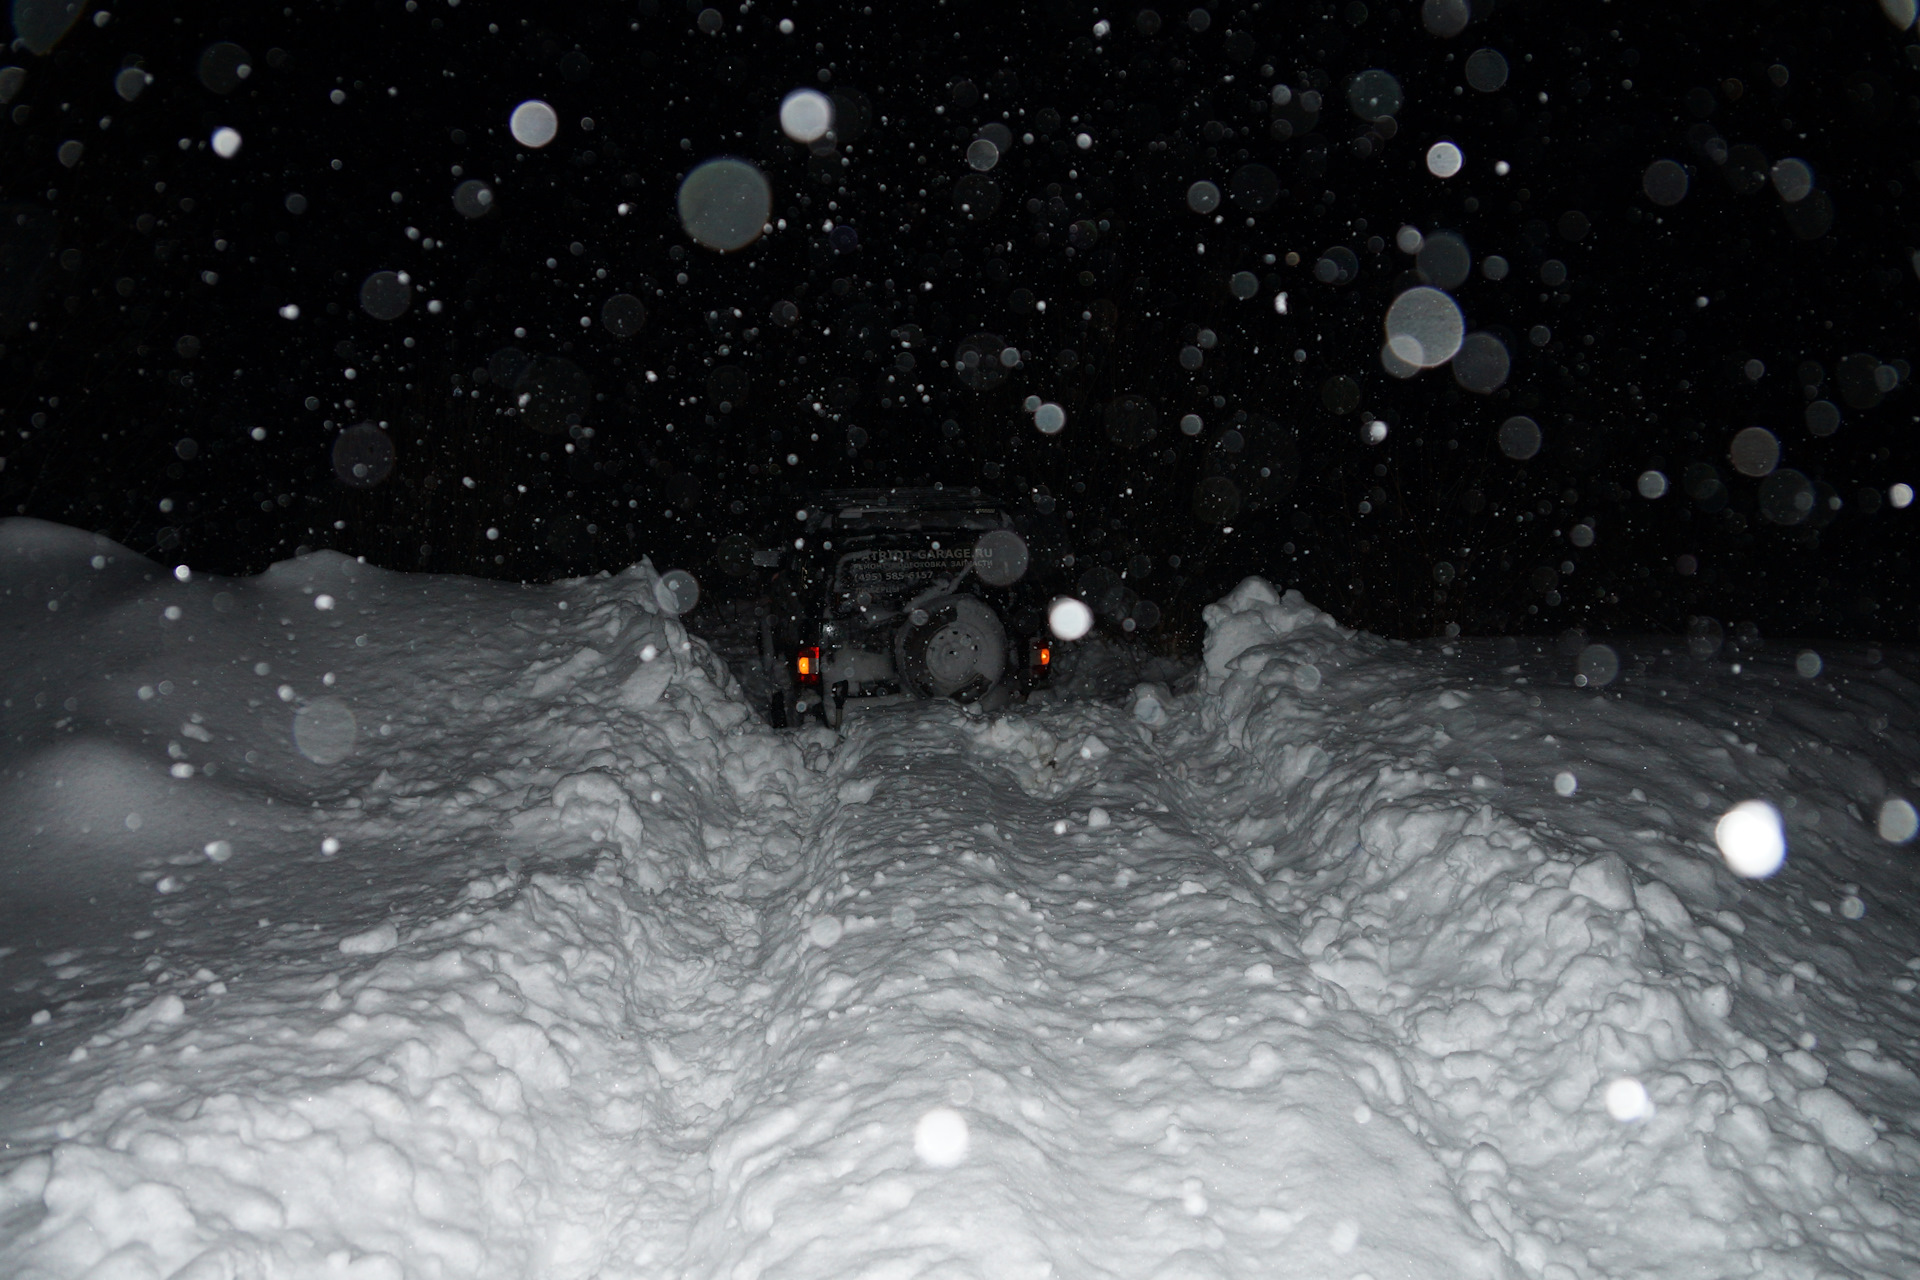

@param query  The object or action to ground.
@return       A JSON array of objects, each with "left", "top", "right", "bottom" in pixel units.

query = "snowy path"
[
  {"left": 676, "top": 707, "right": 1501, "bottom": 1279},
  {"left": 4, "top": 521, "right": 1920, "bottom": 1279}
]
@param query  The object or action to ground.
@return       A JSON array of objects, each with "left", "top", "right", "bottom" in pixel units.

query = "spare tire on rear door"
[{"left": 894, "top": 594, "right": 1007, "bottom": 702}]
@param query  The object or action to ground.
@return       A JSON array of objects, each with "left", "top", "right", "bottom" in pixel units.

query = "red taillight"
[{"left": 796, "top": 646, "right": 821, "bottom": 683}]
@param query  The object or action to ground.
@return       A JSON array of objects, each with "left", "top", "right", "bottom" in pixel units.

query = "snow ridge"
[
  {"left": 1189, "top": 576, "right": 1920, "bottom": 1280},
  {"left": 1, "top": 548, "right": 818, "bottom": 1278}
]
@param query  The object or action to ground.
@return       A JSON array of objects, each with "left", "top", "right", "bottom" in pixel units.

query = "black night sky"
[{"left": 3, "top": 0, "right": 1916, "bottom": 649}]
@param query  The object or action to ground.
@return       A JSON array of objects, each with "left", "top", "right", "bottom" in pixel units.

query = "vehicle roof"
[{"left": 806, "top": 487, "right": 1010, "bottom": 531}]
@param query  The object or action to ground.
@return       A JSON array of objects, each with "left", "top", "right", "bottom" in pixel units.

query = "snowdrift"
[
  {"left": 0, "top": 520, "right": 815, "bottom": 1277},
  {"left": 1, "top": 525, "right": 1916, "bottom": 1280},
  {"left": 1190, "top": 577, "right": 1920, "bottom": 1279}
]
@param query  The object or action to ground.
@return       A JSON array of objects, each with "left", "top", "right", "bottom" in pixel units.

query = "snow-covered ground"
[{"left": 3, "top": 517, "right": 1919, "bottom": 1280}]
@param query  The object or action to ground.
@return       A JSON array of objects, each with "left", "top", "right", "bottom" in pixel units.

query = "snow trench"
[{"left": 1, "top": 527, "right": 1917, "bottom": 1280}]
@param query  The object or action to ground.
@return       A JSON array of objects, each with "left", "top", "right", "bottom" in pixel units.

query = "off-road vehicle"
[{"left": 760, "top": 488, "right": 1056, "bottom": 728}]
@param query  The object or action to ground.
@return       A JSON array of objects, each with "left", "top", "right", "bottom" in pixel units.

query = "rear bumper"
[
  {"left": 837, "top": 692, "right": 916, "bottom": 717},
  {"left": 823, "top": 644, "right": 897, "bottom": 690}
]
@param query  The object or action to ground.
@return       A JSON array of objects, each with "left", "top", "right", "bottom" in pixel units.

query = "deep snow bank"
[
  {"left": 0, "top": 520, "right": 813, "bottom": 1277},
  {"left": 4, "top": 529, "right": 1919, "bottom": 1280},
  {"left": 1186, "top": 576, "right": 1920, "bottom": 1280}
]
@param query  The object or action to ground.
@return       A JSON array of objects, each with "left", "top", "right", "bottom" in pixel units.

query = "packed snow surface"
[{"left": 3, "top": 518, "right": 1920, "bottom": 1279}]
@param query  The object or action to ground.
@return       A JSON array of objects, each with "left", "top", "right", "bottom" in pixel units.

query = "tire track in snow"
[{"left": 676, "top": 701, "right": 1505, "bottom": 1280}]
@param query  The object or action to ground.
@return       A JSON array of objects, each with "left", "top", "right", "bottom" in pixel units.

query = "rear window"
[{"left": 833, "top": 545, "right": 974, "bottom": 603}]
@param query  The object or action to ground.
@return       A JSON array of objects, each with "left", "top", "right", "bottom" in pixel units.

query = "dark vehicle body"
[{"left": 763, "top": 488, "right": 1056, "bottom": 727}]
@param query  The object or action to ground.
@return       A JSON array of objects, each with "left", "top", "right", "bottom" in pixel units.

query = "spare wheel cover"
[{"left": 895, "top": 595, "right": 1007, "bottom": 699}]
